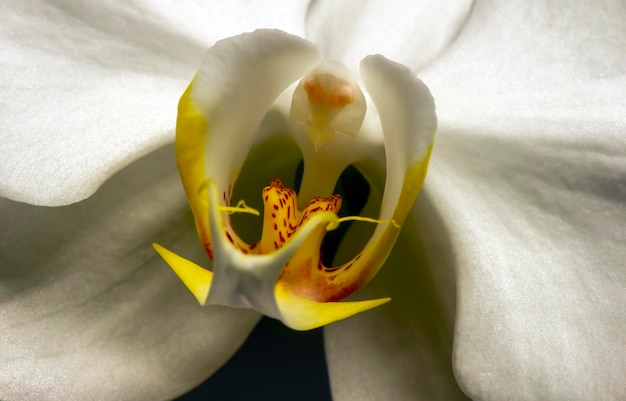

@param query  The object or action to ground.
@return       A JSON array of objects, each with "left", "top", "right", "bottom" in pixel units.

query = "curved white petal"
[
  {"left": 427, "top": 128, "right": 626, "bottom": 400},
  {"left": 1, "top": 1, "right": 311, "bottom": 207},
  {"left": 317, "top": 54, "right": 435, "bottom": 288},
  {"left": 418, "top": 1, "right": 626, "bottom": 399},
  {"left": 0, "top": 1, "right": 203, "bottom": 206},
  {"left": 361, "top": 55, "right": 436, "bottom": 222},
  {"left": 176, "top": 31, "right": 320, "bottom": 239},
  {"left": 423, "top": 0, "right": 626, "bottom": 133},
  {"left": 0, "top": 146, "right": 259, "bottom": 400},
  {"left": 306, "top": 0, "right": 473, "bottom": 71}
]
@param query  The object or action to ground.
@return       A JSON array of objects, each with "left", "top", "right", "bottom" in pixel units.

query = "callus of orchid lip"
[{"left": 153, "top": 29, "right": 437, "bottom": 330}]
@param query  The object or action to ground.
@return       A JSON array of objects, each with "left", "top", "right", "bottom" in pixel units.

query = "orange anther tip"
[
  {"left": 303, "top": 75, "right": 325, "bottom": 102},
  {"left": 328, "top": 86, "right": 354, "bottom": 109}
]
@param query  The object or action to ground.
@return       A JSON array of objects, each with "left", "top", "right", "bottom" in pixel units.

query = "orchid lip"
[{"left": 154, "top": 178, "right": 392, "bottom": 330}]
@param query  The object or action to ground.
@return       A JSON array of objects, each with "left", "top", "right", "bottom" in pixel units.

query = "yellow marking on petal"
[
  {"left": 392, "top": 144, "right": 434, "bottom": 221},
  {"left": 275, "top": 285, "right": 390, "bottom": 331},
  {"left": 154, "top": 172, "right": 417, "bottom": 329},
  {"left": 176, "top": 77, "right": 213, "bottom": 257},
  {"left": 152, "top": 243, "right": 213, "bottom": 305},
  {"left": 156, "top": 144, "right": 432, "bottom": 328},
  {"left": 312, "top": 144, "right": 435, "bottom": 299}
]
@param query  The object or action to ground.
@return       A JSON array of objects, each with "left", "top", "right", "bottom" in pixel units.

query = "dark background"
[{"left": 175, "top": 317, "right": 332, "bottom": 401}]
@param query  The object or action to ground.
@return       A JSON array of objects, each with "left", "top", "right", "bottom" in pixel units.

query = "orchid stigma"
[{"left": 153, "top": 29, "right": 436, "bottom": 330}]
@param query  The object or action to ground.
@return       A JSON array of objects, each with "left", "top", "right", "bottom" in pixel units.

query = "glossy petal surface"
[{"left": 0, "top": 146, "right": 259, "bottom": 400}]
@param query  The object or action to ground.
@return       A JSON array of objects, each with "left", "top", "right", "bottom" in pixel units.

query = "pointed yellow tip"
[
  {"left": 152, "top": 243, "right": 213, "bottom": 305},
  {"left": 275, "top": 286, "right": 390, "bottom": 330}
]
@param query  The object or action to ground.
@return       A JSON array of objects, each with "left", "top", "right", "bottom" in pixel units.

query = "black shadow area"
[{"left": 175, "top": 317, "right": 332, "bottom": 401}]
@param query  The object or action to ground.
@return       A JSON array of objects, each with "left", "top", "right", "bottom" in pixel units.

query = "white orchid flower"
[
  {"left": 150, "top": 26, "right": 438, "bottom": 332},
  {"left": 1, "top": 1, "right": 624, "bottom": 401}
]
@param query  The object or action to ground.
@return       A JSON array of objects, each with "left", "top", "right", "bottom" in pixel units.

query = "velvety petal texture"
[
  {"left": 141, "top": 0, "right": 309, "bottom": 44},
  {"left": 4, "top": 0, "right": 624, "bottom": 400},
  {"left": 306, "top": 0, "right": 473, "bottom": 71},
  {"left": 418, "top": 1, "right": 626, "bottom": 399},
  {"left": 0, "top": 0, "right": 309, "bottom": 206},
  {"left": 0, "top": 146, "right": 259, "bottom": 401},
  {"left": 426, "top": 131, "right": 626, "bottom": 401}
]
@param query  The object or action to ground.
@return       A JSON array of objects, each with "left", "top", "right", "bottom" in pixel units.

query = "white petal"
[
  {"left": 423, "top": 0, "right": 626, "bottom": 134},
  {"left": 424, "top": 127, "right": 626, "bottom": 400},
  {"left": 145, "top": 0, "right": 310, "bottom": 44},
  {"left": 0, "top": 146, "right": 259, "bottom": 401},
  {"left": 0, "top": 1, "right": 204, "bottom": 206},
  {"left": 418, "top": 2, "right": 626, "bottom": 398},
  {"left": 324, "top": 196, "right": 466, "bottom": 400},
  {"left": 0, "top": 0, "right": 311, "bottom": 207},
  {"left": 360, "top": 55, "right": 436, "bottom": 222},
  {"left": 305, "top": 0, "right": 473, "bottom": 71}
]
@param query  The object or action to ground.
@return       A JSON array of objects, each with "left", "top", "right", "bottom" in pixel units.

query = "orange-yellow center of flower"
[
  {"left": 258, "top": 178, "right": 341, "bottom": 254},
  {"left": 213, "top": 178, "right": 395, "bottom": 303}
]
